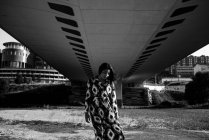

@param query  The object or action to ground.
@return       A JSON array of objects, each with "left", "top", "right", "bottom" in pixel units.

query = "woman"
[{"left": 84, "top": 63, "right": 124, "bottom": 140}]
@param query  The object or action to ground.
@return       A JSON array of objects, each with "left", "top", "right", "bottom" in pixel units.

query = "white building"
[
  {"left": 175, "top": 65, "right": 194, "bottom": 77},
  {"left": 161, "top": 77, "right": 192, "bottom": 84},
  {"left": 194, "top": 64, "right": 209, "bottom": 75},
  {"left": 165, "top": 82, "right": 187, "bottom": 93}
]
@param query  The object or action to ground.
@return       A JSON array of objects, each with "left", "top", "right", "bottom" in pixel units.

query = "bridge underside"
[{"left": 0, "top": 0, "right": 209, "bottom": 83}]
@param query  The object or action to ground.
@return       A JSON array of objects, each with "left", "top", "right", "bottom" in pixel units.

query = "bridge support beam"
[{"left": 115, "top": 77, "right": 123, "bottom": 108}]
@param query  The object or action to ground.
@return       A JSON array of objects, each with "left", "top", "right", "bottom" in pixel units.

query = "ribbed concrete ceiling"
[
  {"left": 79, "top": 0, "right": 174, "bottom": 76},
  {"left": 0, "top": 0, "right": 209, "bottom": 83}
]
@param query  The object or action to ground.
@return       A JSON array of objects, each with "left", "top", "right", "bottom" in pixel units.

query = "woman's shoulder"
[{"left": 87, "top": 75, "right": 99, "bottom": 83}]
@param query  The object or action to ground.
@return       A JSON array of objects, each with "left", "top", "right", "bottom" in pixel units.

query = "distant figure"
[{"left": 84, "top": 63, "right": 124, "bottom": 140}]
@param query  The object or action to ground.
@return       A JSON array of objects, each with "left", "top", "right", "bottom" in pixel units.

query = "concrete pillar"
[
  {"left": 19, "top": 62, "right": 22, "bottom": 68},
  {"left": 115, "top": 77, "right": 123, "bottom": 108}
]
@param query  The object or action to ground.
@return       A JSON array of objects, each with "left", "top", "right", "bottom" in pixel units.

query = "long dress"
[{"left": 85, "top": 76, "right": 124, "bottom": 140}]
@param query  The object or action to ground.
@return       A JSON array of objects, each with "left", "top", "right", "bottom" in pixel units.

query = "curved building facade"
[
  {"left": 0, "top": 42, "right": 69, "bottom": 84},
  {"left": 0, "top": 68, "right": 68, "bottom": 83},
  {"left": 2, "top": 42, "right": 30, "bottom": 68}
]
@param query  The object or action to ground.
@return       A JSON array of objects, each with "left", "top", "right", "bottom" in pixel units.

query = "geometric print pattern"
[{"left": 85, "top": 76, "right": 125, "bottom": 140}]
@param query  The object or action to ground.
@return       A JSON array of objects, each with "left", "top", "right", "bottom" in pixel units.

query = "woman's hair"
[{"left": 98, "top": 63, "right": 116, "bottom": 83}]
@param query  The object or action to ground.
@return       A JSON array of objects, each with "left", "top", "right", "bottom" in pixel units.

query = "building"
[
  {"left": 0, "top": 42, "right": 69, "bottom": 83},
  {"left": 194, "top": 64, "right": 209, "bottom": 75},
  {"left": 161, "top": 77, "right": 192, "bottom": 84},
  {"left": 0, "top": 49, "right": 2, "bottom": 67},
  {"left": 166, "top": 55, "right": 209, "bottom": 77},
  {"left": 1, "top": 42, "right": 30, "bottom": 68},
  {"left": 0, "top": 68, "right": 68, "bottom": 83},
  {"left": 175, "top": 65, "right": 194, "bottom": 77},
  {"left": 27, "top": 52, "right": 54, "bottom": 69}
]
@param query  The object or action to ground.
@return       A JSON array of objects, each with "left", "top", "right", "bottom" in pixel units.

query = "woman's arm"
[
  {"left": 84, "top": 79, "right": 92, "bottom": 123},
  {"left": 111, "top": 82, "right": 119, "bottom": 120}
]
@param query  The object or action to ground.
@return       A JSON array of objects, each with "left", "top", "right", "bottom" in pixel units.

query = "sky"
[
  {"left": 0, "top": 28, "right": 19, "bottom": 50},
  {"left": 0, "top": 28, "right": 209, "bottom": 56}
]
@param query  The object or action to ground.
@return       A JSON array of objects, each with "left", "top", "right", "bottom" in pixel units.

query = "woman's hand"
[{"left": 85, "top": 112, "right": 91, "bottom": 123}]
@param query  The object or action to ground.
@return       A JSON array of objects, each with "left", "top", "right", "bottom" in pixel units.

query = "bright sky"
[
  {"left": 190, "top": 44, "right": 209, "bottom": 56},
  {"left": 0, "top": 28, "right": 209, "bottom": 56},
  {"left": 0, "top": 28, "right": 19, "bottom": 50}
]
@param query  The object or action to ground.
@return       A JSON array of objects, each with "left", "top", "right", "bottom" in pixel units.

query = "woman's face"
[{"left": 100, "top": 69, "right": 110, "bottom": 80}]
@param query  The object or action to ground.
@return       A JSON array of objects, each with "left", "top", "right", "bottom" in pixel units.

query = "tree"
[
  {"left": 15, "top": 73, "right": 23, "bottom": 84},
  {"left": 24, "top": 77, "right": 32, "bottom": 84},
  {"left": 185, "top": 72, "right": 209, "bottom": 104},
  {"left": 0, "top": 79, "right": 9, "bottom": 94},
  {"left": 32, "top": 75, "right": 36, "bottom": 83},
  {"left": 0, "top": 79, "right": 9, "bottom": 105},
  {"left": 37, "top": 74, "right": 41, "bottom": 83}
]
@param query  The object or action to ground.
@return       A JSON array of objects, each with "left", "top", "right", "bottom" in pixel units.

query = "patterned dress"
[{"left": 85, "top": 76, "right": 124, "bottom": 140}]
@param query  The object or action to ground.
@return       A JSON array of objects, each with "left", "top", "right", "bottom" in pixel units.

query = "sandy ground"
[{"left": 0, "top": 108, "right": 209, "bottom": 140}]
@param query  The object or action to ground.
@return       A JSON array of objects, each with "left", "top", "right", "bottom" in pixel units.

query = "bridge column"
[{"left": 115, "top": 77, "right": 123, "bottom": 108}]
